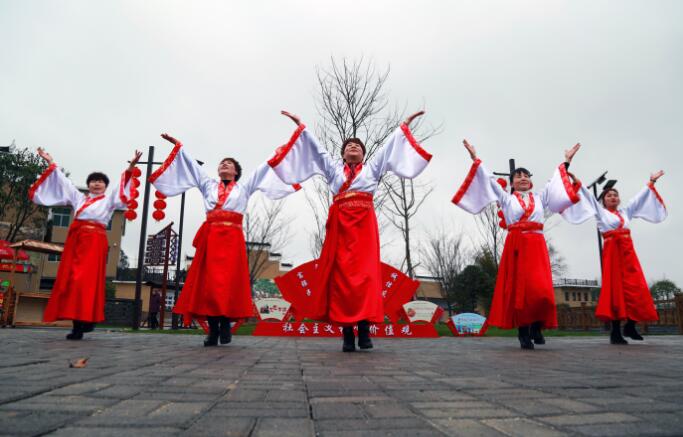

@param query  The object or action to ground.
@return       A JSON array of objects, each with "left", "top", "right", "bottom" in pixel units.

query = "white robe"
[
  {"left": 561, "top": 184, "right": 667, "bottom": 232},
  {"left": 453, "top": 159, "right": 581, "bottom": 228},
  {"left": 268, "top": 123, "right": 432, "bottom": 194},
  {"left": 30, "top": 163, "right": 132, "bottom": 226},
  {"left": 149, "top": 143, "right": 299, "bottom": 213}
]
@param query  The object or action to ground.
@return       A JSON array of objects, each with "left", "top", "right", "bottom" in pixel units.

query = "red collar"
[
  {"left": 514, "top": 191, "right": 535, "bottom": 222},
  {"left": 339, "top": 163, "right": 362, "bottom": 194},
  {"left": 215, "top": 181, "right": 236, "bottom": 210},
  {"left": 75, "top": 194, "right": 106, "bottom": 218}
]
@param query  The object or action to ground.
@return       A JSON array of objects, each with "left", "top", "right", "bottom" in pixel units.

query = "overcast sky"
[{"left": 2, "top": 0, "right": 681, "bottom": 286}]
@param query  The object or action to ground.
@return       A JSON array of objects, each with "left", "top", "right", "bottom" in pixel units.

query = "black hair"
[
  {"left": 220, "top": 158, "right": 242, "bottom": 181},
  {"left": 86, "top": 172, "right": 109, "bottom": 187},
  {"left": 600, "top": 187, "right": 619, "bottom": 205},
  {"left": 512, "top": 167, "right": 532, "bottom": 177},
  {"left": 341, "top": 138, "right": 366, "bottom": 160}
]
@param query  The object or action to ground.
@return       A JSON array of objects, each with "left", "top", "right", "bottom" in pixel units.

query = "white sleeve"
[
  {"left": 268, "top": 125, "right": 336, "bottom": 185},
  {"left": 367, "top": 124, "right": 432, "bottom": 180},
  {"left": 624, "top": 183, "right": 667, "bottom": 223},
  {"left": 561, "top": 185, "right": 601, "bottom": 225},
  {"left": 107, "top": 169, "right": 134, "bottom": 210},
  {"left": 29, "top": 163, "right": 84, "bottom": 208},
  {"left": 540, "top": 163, "right": 581, "bottom": 214},
  {"left": 149, "top": 142, "right": 213, "bottom": 198},
  {"left": 241, "top": 162, "right": 302, "bottom": 200},
  {"left": 451, "top": 159, "right": 508, "bottom": 214}
]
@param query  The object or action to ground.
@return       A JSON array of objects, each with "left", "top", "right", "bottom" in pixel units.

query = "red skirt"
[
  {"left": 596, "top": 229, "right": 657, "bottom": 322},
  {"left": 308, "top": 191, "right": 383, "bottom": 325},
  {"left": 44, "top": 220, "right": 108, "bottom": 323},
  {"left": 173, "top": 210, "right": 253, "bottom": 325},
  {"left": 488, "top": 222, "right": 557, "bottom": 329}
]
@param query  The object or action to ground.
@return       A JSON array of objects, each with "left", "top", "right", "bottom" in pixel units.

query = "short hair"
[
  {"left": 341, "top": 138, "right": 366, "bottom": 160},
  {"left": 220, "top": 157, "right": 242, "bottom": 181},
  {"left": 512, "top": 167, "right": 532, "bottom": 178},
  {"left": 86, "top": 172, "right": 109, "bottom": 187}
]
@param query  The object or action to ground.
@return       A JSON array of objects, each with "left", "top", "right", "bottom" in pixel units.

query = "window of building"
[
  {"left": 48, "top": 253, "right": 61, "bottom": 262},
  {"left": 564, "top": 292, "right": 570, "bottom": 302},
  {"left": 584, "top": 292, "right": 589, "bottom": 301},
  {"left": 52, "top": 207, "right": 72, "bottom": 227},
  {"left": 572, "top": 292, "right": 577, "bottom": 301}
]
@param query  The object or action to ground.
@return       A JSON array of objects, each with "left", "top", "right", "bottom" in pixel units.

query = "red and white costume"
[
  {"left": 562, "top": 183, "right": 667, "bottom": 322},
  {"left": 29, "top": 164, "right": 132, "bottom": 323},
  {"left": 268, "top": 124, "right": 432, "bottom": 325},
  {"left": 452, "top": 160, "right": 581, "bottom": 329},
  {"left": 149, "top": 142, "right": 298, "bottom": 324}
]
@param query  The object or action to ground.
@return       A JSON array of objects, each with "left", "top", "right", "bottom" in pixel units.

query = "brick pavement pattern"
[{"left": 1, "top": 329, "right": 682, "bottom": 436}]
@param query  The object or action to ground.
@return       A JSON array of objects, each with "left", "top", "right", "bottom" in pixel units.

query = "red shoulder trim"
[
  {"left": 558, "top": 163, "right": 580, "bottom": 204},
  {"left": 648, "top": 182, "right": 666, "bottom": 209},
  {"left": 400, "top": 123, "right": 432, "bottom": 162},
  {"left": 28, "top": 163, "right": 57, "bottom": 201},
  {"left": 451, "top": 159, "right": 482, "bottom": 205},
  {"left": 268, "top": 124, "right": 306, "bottom": 168},
  {"left": 149, "top": 142, "right": 182, "bottom": 183},
  {"left": 293, "top": 183, "right": 302, "bottom": 191}
]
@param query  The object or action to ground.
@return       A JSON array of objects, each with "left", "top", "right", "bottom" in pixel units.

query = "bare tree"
[
  {"left": 420, "top": 227, "right": 468, "bottom": 316},
  {"left": 244, "top": 197, "right": 291, "bottom": 289},
  {"left": 473, "top": 204, "right": 506, "bottom": 267}
]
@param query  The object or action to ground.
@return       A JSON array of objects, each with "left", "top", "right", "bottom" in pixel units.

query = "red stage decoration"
[
  {"left": 152, "top": 190, "right": 167, "bottom": 221},
  {"left": 125, "top": 167, "right": 141, "bottom": 221},
  {"left": 256, "top": 260, "right": 439, "bottom": 338}
]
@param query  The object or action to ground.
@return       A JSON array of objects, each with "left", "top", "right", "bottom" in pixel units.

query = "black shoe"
[
  {"left": 610, "top": 320, "right": 628, "bottom": 345},
  {"left": 623, "top": 320, "right": 643, "bottom": 341},
  {"left": 357, "top": 320, "right": 373, "bottom": 350},
  {"left": 66, "top": 331, "right": 83, "bottom": 340},
  {"left": 530, "top": 321, "right": 545, "bottom": 345},
  {"left": 204, "top": 316, "right": 220, "bottom": 347},
  {"left": 342, "top": 327, "right": 356, "bottom": 352},
  {"left": 219, "top": 317, "right": 232, "bottom": 344},
  {"left": 80, "top": 322, "right": 95, "bottom": 333},
  {"left": 518, "top": 326, "right": 534, "bottom": 350}
]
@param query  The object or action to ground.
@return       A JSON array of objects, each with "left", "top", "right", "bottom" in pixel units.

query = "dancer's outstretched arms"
[
  {"left": 29, "top": 147, "right": 83, "bottom": 207},
  {"left": 149, "top": 133, "right": 213, "bottom": 197}
]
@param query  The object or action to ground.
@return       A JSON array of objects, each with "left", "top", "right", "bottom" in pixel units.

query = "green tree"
[
  {"left": 0, "top": 145, "right": 49, "bottom": 242},
  {"left": 452, "top": 264, "right": 490, "bottom": 313},
  {"left": 650, "top": 279, "right": 681, "bottom": 301},
  {"left": 473, "top": 248, "right": 498, "bottom": 314}
]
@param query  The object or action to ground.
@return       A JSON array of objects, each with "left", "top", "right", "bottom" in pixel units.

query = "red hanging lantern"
[
  {"left": 127, "top": 199, "right": 138, "bottom": 210},
  {"left": 152, "top": 210, "right": 165, "bottom": 221},
  {"left": 124, "top": 209, "right": 137, "bottom": 221},
  {"left": 125, "top": 166, "right": 142, "bottom": 221},
  {"left": 130, "top": 187, "right": 139, "bottom": 200},
  {"left": 155, "top": 191, "right": 167, "bottom": 200},
  {"left": 132, "top": 178, "right": 141, "bottom": 188},
  {"left": 132, "top": 167, "right": 142, "bottom": 177},
  {"left": 153, "top": 199, "right": 167, "bottom": 210}
]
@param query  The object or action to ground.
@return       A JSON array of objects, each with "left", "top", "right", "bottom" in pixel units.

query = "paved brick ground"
[{"left": 1, "top": 329, "right": 682, "bottom": 436}]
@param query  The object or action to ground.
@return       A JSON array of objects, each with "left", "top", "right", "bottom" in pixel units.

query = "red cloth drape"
[
  {"left": 488, "top": 222, "right": 557, "bottom": 329},
  {"left": 596, "top": 229, "right": 658, "bottom": 322},
  {"left": 308, "top": 191, "right": 384, "bottom": 325},
  {"left": 173, "top": 210, "right": 253, "bottom": 324},
  {"left": 44, "top": 220, "right": 108, "bottom": 323}
]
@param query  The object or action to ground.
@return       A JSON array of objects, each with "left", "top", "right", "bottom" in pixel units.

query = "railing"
[
  {"left": 557, "top": 295, "right": 683, "bottom": 333},
  {"left": 553, "top": 278, "right": 600, "bottom": 287},
  {"left": 142, "top": 267, "right": 186, "bottom": 284}
]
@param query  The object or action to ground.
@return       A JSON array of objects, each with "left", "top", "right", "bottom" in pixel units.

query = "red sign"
[
  {"left": 0, "top": 263, "right": 32, "bottom": 273},
  {"left": 253, "top": 321, "right": 439, "bottom": 338},
  {"left": 274, "top": 260, "right": 419, "bottom": 322}
]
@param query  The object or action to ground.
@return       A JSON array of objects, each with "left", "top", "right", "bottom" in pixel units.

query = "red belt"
[{"left": 603, "top": 228, "right": 631, "bottom": 240}]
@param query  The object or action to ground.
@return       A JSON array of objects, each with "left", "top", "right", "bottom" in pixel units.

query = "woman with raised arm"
[
  {"left": 272, "top": 110, "right": 432, "bottom": 352},
  {"left": 30, "top": 148, "right": 141, "bottom": 340},
  {"left": 452, "top": 140, "right": 583, "bottom": 350},
  {"left": 149, "top": 134, "right": 299, "bottom": 346},
  {"left": 562, "top": 171, "right": 667, "bottom": 344}
]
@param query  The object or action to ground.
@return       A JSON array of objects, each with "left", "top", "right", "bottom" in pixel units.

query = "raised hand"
[
  {"left": 650, "top": 170, "right": 664, "bottom": 183},
  {"left": 161, "top": 133, "right": 180, "bottom": 145},
  {"left": 128, "top": 150, "right": 143, "bottom": 170},
  {"left": 565, "top": 143, "right": 581, "bottom": 163},
  {"left": 37, "top": 147, "right": 54, "bottom": 164},
  {"left": 403, "top": 110, "right": 425, "bottom": 127},
  {"left": 281, "top": 110, "right": 302, "bottom": 126},
  {"left": 463, "top": 139, "right": 477, "bottom": 161}
]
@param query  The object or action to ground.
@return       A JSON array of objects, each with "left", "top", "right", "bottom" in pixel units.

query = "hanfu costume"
[
  {"left": 149, "top": 140, "right": 298, "bottom": 345},
  {"left": 268, "top": 123, "right": 431, "bottom": 350},
  {"left": 562, "top": 182, "right": 667, "bottom": 343},
  {"left": 452, "top": 160, "right": 581, "bottom": 348},
  {"left": 29, "top": 163, "right": 133, "bottom": 337}
]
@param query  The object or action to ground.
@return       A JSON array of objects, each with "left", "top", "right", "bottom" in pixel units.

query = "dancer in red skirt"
[
  {"left": 150, "top": 134, "right": 298, "bottom": 346},
  {"left": 452, "top": 140, "right": 583, "bottom": 349},
  {"left": 562, "top": 171, "right": 667, "bottom": 344},
  {"left": 272, "top": 110, "right": 431, "bottom": 352},
  {"left": 30, "top": 148, "right": 142, "bottom": 340}
]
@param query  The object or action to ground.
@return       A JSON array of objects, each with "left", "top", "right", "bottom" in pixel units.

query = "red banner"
[
  {"left": 253, "top": 321, "right": 439, "bottom": 338},
  {"left": 274, "top": 260, "right": 419, "bottom": 322},
  {"left": 0, "top": 263, "right": 32, "bottom": 273}
]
